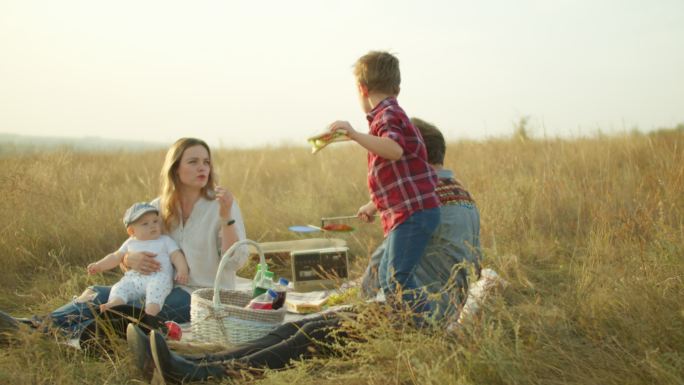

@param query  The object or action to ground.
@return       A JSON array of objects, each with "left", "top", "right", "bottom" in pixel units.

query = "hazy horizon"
[{"left": 1, "top": 0, "right": 683, "bottom": 149}]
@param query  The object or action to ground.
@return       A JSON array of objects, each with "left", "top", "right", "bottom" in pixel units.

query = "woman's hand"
[
  {"left": 124, "top": 251, "right": 161, "bottom": 275},
  {"left": 215, "top": 186, "right": 234, "bottom": 220},
  {"left": 357, "top": 201, "right": 377, "bottom": 223}
]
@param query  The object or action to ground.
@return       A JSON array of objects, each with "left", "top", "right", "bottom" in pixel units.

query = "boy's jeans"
[{"left": 379, "top": 207, "right": 440, "bottom": 314}]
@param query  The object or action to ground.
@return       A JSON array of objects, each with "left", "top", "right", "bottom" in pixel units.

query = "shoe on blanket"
[
  {"left": 126, "top": 323, "right": 155, "bottom": 382},
  {"left": 150, "top": 329, "right": 227, "bottom": 384},
  {"left": 0, "top": 310, "right": 20, "bottom": 344}
]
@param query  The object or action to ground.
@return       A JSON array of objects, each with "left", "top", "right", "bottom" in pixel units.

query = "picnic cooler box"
[
  {"left": 256, "top": 238, "right": 350, "bottom": 292},
  {"left": 191, "top": 239, "right": 286, "bottom": 346}
]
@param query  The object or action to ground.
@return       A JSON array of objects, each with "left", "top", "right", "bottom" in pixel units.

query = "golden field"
[{"left": 0, "top": 129, "right": 682, "bottom": 384}]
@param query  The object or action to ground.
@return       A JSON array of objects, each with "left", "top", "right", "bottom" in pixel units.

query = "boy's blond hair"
[{"left": 354, "top": 51, "right": 401, "bottom": 95}]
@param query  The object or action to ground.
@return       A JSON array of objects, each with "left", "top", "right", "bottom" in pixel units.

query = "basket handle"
[{"left": 212, "top": 239, "right": 267, "bottom": 308}]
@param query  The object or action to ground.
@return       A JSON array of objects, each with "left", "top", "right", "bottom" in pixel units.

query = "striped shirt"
[
  {"left": 366, "top": 97, "right": 440, "bottom": 235},
  {"left": 436, "top": 175, "right": 475, "bottom": 206}
]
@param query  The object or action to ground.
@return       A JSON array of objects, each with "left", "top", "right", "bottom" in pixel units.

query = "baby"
[{"left": 87, "top": 202, "right": 189, "bottom": 316}]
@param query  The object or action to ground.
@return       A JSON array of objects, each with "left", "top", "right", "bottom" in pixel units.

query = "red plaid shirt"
[{"left": 366, "top": 97, "right": 440, "bottom": 236}]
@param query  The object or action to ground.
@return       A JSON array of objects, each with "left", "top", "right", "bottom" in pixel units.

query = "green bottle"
[
  {"left": 253, "top": 270, "right": 275, "bottom": 297},
  {"left": 251, "top": 264, "right": 264, "bottom": 296}
]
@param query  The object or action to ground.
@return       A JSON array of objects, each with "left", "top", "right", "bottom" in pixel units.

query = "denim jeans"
[
  {"left": 378, "top": 207, "right": 440, "bottom": 314},
  {"left": 49, "top": 285, "right": 191, "bottom": 337},
  {"left": 362, "top": 203, "right": 481, "bottom": 320}
]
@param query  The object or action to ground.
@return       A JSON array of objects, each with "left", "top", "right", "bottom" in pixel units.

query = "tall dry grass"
[{"left": 0, "top": 130, "right": 682, "bottom": 384}]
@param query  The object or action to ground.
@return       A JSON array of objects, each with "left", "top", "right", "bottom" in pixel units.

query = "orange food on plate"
[{"left": 322, "top": 223, "right": 354, "bottom": 232}]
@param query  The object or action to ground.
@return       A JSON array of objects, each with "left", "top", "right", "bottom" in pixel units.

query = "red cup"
[{"left": 164, "top": 321, "right": 182, "bottom": 341}]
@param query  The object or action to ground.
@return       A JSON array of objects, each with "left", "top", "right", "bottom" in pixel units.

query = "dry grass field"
[{"left": 0, "top": 128, "right": 682, "bottom": 384}]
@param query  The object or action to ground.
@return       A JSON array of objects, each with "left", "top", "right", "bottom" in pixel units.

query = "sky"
[{"left": 1, "top": 0, "right": 683, "bottom": 148}]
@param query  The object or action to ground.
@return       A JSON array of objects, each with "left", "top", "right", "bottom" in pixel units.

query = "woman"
[{"left": 1, "top": 138, "right": 249, "bottom": 338}]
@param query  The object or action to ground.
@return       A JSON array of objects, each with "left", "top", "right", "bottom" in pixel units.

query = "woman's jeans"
[
  {"left": 49, "top": 285, "right": 191, "bottom": 337},
  {"left": 378, "top": 207, "right": 440, "bottom": 314}
]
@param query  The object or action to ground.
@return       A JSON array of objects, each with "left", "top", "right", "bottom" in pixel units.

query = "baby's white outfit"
[{"left": 109, "top": 235, "right": 180, "bottom": 307}]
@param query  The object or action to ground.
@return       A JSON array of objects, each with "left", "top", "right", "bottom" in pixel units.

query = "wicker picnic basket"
[{"left": 190, "top": 239, "right": 286, "bottom": 345}]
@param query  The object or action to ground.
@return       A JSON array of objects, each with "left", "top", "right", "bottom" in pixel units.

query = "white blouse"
[{"left": 151, "top": 196, "right": 249, "bottom": 292}]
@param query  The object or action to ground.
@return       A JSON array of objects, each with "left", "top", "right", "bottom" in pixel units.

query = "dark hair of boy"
[{"left": 411, "top": 117, "right": 446, "bottom": 166}]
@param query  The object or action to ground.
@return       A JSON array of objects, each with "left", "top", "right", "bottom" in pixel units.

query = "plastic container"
[
  {"left": 253, "top": 270, "right": 275, "bottom": 297},
  {"left": 272, "top": 278, "right": 289, "bottom": 310},
  {"left": 246, "top": 289, "right": 277, "bottom": 310},
  {"left": 251, "top": 264, "right": 265, "bottom": 295},
  {"left": 456, "top": 268, "right": 507, "bottom": 325}
]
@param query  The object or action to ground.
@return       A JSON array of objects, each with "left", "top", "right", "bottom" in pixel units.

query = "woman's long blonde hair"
[{"left": 159, "top": 138, "right": 217, "bottom": 231}]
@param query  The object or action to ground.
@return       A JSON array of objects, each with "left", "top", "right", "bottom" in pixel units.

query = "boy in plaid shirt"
[{"left": 329, "top": 51, "right": 440, "bottom": 315}]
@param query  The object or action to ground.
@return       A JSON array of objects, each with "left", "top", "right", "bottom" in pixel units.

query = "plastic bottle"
[
  {"left": 251, "top": 264, "right": 265, "bottom": 295},
  {"left": 246, "top": 288, "right": 277, "bottom": 310},
  {"left": 272, "top": 278, "right": 289, "bottom": 310},
  {"left": 253, "top": 270, "right": 275, "bottom": 297},
  {"left": 455, "top": 268, "right": 506, "bottom": 326}
]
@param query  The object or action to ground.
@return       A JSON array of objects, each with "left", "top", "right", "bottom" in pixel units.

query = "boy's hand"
[
  {"left": 215, "top": 186, "right": 234, "bottom": 220},
  {"left": 329, "top": 121, "right": 358, "bottom": 140},
  {"left": 87, "top": 263, "right": 100, "bottom": 275},
  {"left": 357, "top": 201, "right": 377, "bottom": 223},
  {"left": 174, "top": 266, "right": 189, "bottom": 285},
  {"left": 175, "top": 272, "right": 188, "bottom": 285}
]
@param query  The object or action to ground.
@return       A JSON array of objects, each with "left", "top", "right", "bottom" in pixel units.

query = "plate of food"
[{"left": 307, "top": 129, "right": 350, "bottom": 154}]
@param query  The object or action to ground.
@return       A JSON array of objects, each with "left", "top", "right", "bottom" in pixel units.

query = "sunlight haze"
[{"left": 1, "top": 0, "right": 683, "bottom": 148}]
